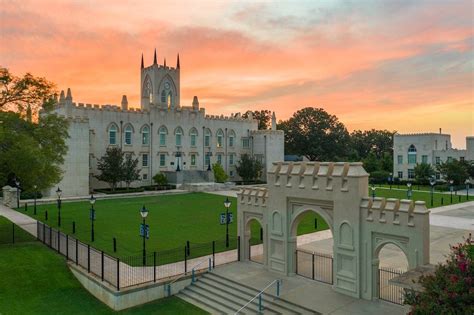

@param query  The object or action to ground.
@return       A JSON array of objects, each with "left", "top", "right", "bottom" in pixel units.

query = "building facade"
[
  {"left": 47, "top": 52, "right": 284, "bottom": 196},
  {"left": 393, "top": 131, "right": 474, "bottom": 180}
]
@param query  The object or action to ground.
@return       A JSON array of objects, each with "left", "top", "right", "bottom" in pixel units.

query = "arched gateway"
[{"left": 237, "top": 161, "right": 430, "bottom": 300}]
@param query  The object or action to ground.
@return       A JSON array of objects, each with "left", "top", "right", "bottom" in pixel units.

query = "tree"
[
  {"left": 236, "top": 154, "right": 263, "bottom": 182},
  {"left": 437, "top": 159, "right": 469, "bottom": 185},
  {"left": 362, "top": 152, "right": 380, "bottom": 174},
  {"left": 350, "top": 129, "right": 395, "bottom": 160},
  {"left": 242, "top": 110, "right": 272, "bottom": 130},
  {"left": 153, "top": 173, "right": 168, "bottom": 186},
  {"left": 403, "top": 234, "right": 473, "bottom": 314},
  {"left": 212, "top": 163, "right": 228, "bottom": 183},
  {"left": 95, "top": 147, "right": 124, "bottom": 191},
  {"left": 0, "top": 105, "right": 69, "bottom": 193},
  {"left": 122, "top": 154, "right": 140, "bottom": 189},
  {"left": 1, "top": 67, "right": 56, "bottom": 115},
  {"left": 278, "top": 107, "right": 351, "bottom": 161},
  {"left": 414, "top": 163, "right": 435, "bottom": 185}
]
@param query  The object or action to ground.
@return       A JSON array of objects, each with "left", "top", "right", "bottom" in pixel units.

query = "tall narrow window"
[
  {"left": 205, "top": 129, "right": 211, "bottom": 147},
  {"left": 124, "top": 126, "right": 132, "bottom": 145},
  {"left": 190, "top": 128, "right": 198, "bottom": 147},
  {"left": 242, "top": 138, "right": 250, "bottom": 148},
  {"left": 217, "top": 154, "right": 222, "bottom": 165},
  {"left": 398, "top": 171, "right": 403, "bottom": 179},
  {"left": 191, "top": 154, "right": 196, "bottom": 166},
  {"left": 109, "top": 125, "right": 117, "bottom": 145},
  {"left": 161, "top": 90, "right": 166, "bottom": 103},
  {"left": 407, "top": 144, "right": 417, "bottom": 164},
  {"left": 142, "top": 154, "right": 148, "bottom": 167},
  {"left": 422, "top": 155, "right": 428, "bottom": 164},
  {"left": 160, "top": 154, "right": 166, "bottom": 167},
  {"left": 175, "top": 127, "right": 183, "bottom": 146},
  {"left": 205, "top": 154, "right": 210, "bottom": 166},
  {"left": 408, "top": 169, "right": 415, "bottom": 179},
  {"left": 142, "top": 126, "right": 149, "bottom": 145},
  {"left": 217, "top": 129, "right": 224, "bottom": 148},
  {"left": 229, "top": 135, "right": 234, "bottom": 147},
  {"left": 397, "top": 155, "right": 403, "bottom": 164},
  {"left": 159, "top": 127, "right": 167, "bottom": 146},
  {"left": 229, "top": 154, "right": 234, "bottom": 165}
]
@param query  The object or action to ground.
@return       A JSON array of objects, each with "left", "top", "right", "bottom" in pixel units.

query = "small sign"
[
  {"left": 219, "top": 213, "right": 233, "bottom": 225},
  {"left": 140, "top": 224, "right": 150, "bottom": 239},
  {"left": 89, "top": 209, "right": 96, "bottom": 221}
]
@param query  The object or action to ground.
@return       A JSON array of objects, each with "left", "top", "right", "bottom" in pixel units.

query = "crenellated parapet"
[
  {"left": 360, "top": 197, "right": 429, "bottom": 228},
  {"left": 204, "top": 113, "right": 255, "bottom": 123},
  {"left": 237, "top": 187, "right": 268, "bottom": 209},
  {"left": 268, "top": 161, "right": 368, "bottom": 192}
]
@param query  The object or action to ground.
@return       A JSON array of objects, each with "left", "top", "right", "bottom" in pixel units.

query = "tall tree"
[
  {"left": 95, "top": 147, "right": 125, "bottom": 191},
  {"left": 436, "top": 159, "right": 469, "bottom": 185},
  {"left": 350, "top": 129, "right": 395, "bottom": 160},
  {"left": 414, "top": 163, "right": 435, "bottom": 185},
  {"left": 278, "top": 107, "right": 351, "bottom": 161},
  {"left": 236, "top": 154, "right": 263, "bottom": 182},
  {"left": 1, "top": 67, "right": 56, "bottom": 115},
  {"left": 242, "top": 110, "right": 272, "bottom": 130},
  {"left": 122, "top": 154, "right": 140, "bottom": 189}
]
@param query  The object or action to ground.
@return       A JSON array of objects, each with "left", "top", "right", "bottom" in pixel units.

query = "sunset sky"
[{"left": 1, "top": 0, "right": 473, "bottom": 147}]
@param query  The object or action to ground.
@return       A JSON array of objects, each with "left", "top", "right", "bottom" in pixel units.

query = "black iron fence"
[
  {"left": 36, "top": 221, "right": 239, "bottom": 290},
  {"left": 379, "top": 267, "right": 404, "bottom": 305},
  {"left": 296, "top": 249, "right": 333, "bottom": 284},
  {"left": 0, "top": 222, "right": 36, "bottom": 244}
]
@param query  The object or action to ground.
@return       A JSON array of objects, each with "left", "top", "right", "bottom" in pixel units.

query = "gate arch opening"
[{"left": 245, "top": 218, "right": 265, "bottom": 264}]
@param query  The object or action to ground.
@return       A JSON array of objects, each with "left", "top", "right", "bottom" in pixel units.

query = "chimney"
[
  {"left": 271, "top": 111, "right": 276, "bottom": 130},
  {"left": 439, "top": 128, "right": 442, "bottom": 134},
  {"left": 192, "top": 96, "right": 199, "bottom": 110}
]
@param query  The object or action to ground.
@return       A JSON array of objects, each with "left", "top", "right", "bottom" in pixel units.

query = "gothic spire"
[
  {"left": 177, "top": 53, "right": 180, "bottom": 69},
  {"left": 153, "top": 48, "right": 157, "bottom": 64},
  {"left": 164, "top": 58, "right": 167, "bottom": 67},
  {"left": 141, "top": 53, "right": 144, "bottom": 69}
]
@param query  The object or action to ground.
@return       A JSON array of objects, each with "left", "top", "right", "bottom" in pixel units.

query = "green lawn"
[
  {"left": 372, "top": 187, "right": 469, "bottom": 208},
  {"left": 17, "top": 193, "right": 327, "bottom": 259},
  {"left": 0, "top": 215, "right": 36, "bottom": 244},
  {"left": 0, "top": 241, "right": 207, "bottom": 315}
]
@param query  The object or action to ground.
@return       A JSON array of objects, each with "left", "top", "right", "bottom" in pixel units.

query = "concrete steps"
[{"left": 177, "top": 272, "right": 318, "bottom": 314}]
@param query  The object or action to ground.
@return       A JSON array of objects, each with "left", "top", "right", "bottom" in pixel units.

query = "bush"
[
  {"left": 404, "top": 234, "right": 473, "bottom": 314},
  {"left": 369, "top": 170, "right": 390, "bottom": 184},
  {"left": 94, "top": 187, "right": 145, "bottom": 194},
  {"left": 153, "top": 173, "right": 168, "bottom": 186},
  {"left": 20, "top": 191, "right": 43, "bottom": 199},
  {"left": 212, "top": 163, "right": 228, "bottom": 183},
  {"left": 143, "top": 185, "right": 176, "bottom": 191}
]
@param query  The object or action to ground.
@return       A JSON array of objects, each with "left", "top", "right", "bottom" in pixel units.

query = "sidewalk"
[{"left": 0, "top": 204, "right": 37, "bottom": 236}]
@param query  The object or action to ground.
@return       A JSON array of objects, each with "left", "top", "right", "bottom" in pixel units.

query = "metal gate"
[
  {"left": 296, "top": 249, "right": 333, "bottom": 284},
  {"left": 378, "top": 267, "right": 404, "bottom": 305}
]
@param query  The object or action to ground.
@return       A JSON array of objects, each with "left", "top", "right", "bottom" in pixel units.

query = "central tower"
[{"left": 140, "top": 49, "right": 180, "bottom": 110}]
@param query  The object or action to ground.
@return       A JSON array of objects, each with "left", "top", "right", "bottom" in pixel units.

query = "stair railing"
[
  {"left": 234, "top": 279, "right": 282, "bottom": 314},
  {"left": 165, "top": 256, "right": 213, "bottom": 297}
]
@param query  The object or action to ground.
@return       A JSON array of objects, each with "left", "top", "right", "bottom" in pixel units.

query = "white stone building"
[
  {"left": 47, "top": 52, "right": 284, "bottom": 196},
  {"left": 393, "top": 131, "right": 474, "bottom": 180}
]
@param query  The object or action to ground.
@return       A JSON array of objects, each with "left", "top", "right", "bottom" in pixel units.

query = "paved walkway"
[{"left": 0, "top": 204, "right": 37, "bottom": 236}]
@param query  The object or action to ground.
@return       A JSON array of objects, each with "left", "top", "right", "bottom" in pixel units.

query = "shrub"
[
  {"left": 212, "top": 163, "right": 228, "bottom": 183},
  {"left": 20, "top": 191, "right": 43, "bottom": 199},
  {"left": 369, "top": 170, "right": 390, "bottom": 184},
  {"left": 153, "top": 173, "right": 168, "bottom": 186}
]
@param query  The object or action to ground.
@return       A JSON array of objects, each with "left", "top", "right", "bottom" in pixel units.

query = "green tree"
[
  {"left": 350, "top": 129, "right": 395, "bottom": 160},
  {"left": 437, "top": 159, "right": 469, "bottom": 185},
  {"left": 153, "top": 173, "right": 168, "bottom": 186},
  {"left": 403, "top": 234, "right": 473, "bottom": 314},
  {"left": 277, "top": 107, "right": 351, "bottom": 161},
  {"left": 242, "top": 110, "right": 272, "bottom": 130},
  {"left": 122, "top": 154, "right": 140, "bottom": 189},
  {"left": 236, "top": 154, "right": 263, "bottom": 182},
  {"left": 212, "top": 163, "right": 228, "bottom": 183},
  {"left": 95, "top": 147, "right": 124, "bottom": 191},
  {"left": 362, "top": 152, "right": 380, "bottom": 173},
  {"left": 414, "top": 163, "right": 435, "bottom": 185},
  {"left": 1, "top": 67, "right": 56, "bottom": 115}
]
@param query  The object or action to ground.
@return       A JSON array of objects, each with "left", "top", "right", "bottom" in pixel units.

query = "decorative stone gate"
[{"left": 237, "top": 161, "right": 430, "bottom": 300}]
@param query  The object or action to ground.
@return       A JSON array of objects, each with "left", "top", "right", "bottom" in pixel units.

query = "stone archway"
[{"left": 241, "top": 215, "right": 266, "bottom": 264}]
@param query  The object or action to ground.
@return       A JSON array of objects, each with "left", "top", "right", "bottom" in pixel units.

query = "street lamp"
[
  {"left": 407, "top": 182, "right": 412, "bottom": 199},
  {"left": 89, "top": 194, "right": 96, "bottom": 242},
  {"left": 207, "top": 147, "right": 212, "bottom": 171},
  {"left": 33, "top": 185, "right": 37, "bottom": 215},
  {"left": 429, "top": 177, "right": 436, "bottom": 207},
  {"left": 15, "top": 179, "right": 20, "bottom": 209},
  {"left": 449, "top": 180, "right": 454, "bottom": 203},
  {"left": 224, "top": 197, "right": 232, "bottom": 247},
  {"left": 389, "top": 173, "right": 393, "bottom": 190},
  {"left": 56, "top": 187, "right": 62, "bottom": 227},
  {"left": 140, "top": 205, "right": 149, "bottom": 266},
  {"left": 371, "top": 185, "right": 376, "bottom": 200},
  {"left": 176, "top": 150, "right": 181, "bottom": 172},
  {"left": 465, "top": 179, "right": 471, "bottom": 201}
]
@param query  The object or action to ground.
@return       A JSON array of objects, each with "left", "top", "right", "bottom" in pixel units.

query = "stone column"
[{"left": 2, "top": 185, "right": 19, "bottom": 208}]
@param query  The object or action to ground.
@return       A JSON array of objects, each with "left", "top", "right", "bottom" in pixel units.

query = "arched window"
[
  {"left": 159, "top": 126, "right": 168, "bottom": 146},
  {"left": 167, "top": 93, "right": 173, "bottom": 108},
  {"left": 216, "top": 129, "right": 224, "bottom": 148},
  {"left": 228, "top": 130, "right": 236, "bottom": 147},
  {"left": 175, "top": 127, "right": 183, "bottom": 146},
  {"left": 161, "top": 90, "right": 166, "bottom": 103},
  {"left": 189, "top": 128, "right": 198, "bottom": 147},
  {"left": 408, "top": 144, "right": 417, "bottom": 164},
  {"left": 204, "top": 129, "right": 211, "bottom": 147},
  {"left": 109, "top": 124, "right": 117, "bottom": 145},
  {"left": 141, "top": 126, "right": 149, "bottom": 145},
  {"left": 124, "top": 125, "right": 133, "bottom": 145}
]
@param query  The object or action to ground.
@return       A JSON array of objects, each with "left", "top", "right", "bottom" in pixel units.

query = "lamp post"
[
  {"left": 56, "top": 187, "right": 62, "bottom": 227},
  {"left": 449, "top": 180, "right": 454, "bottom": 203},
  {"left": 465, "top": 179, "right": 471, "bottom": 201},
  {"left": 15, "top": 179, "right": 20, "bottom": 209},
  {"left": 224, "top": 197, "right": 231, "bottom": 247},
  {"left": 407, "top": 182, "right": 412, "bottom": 199},
  {"left": 371, "top": 185, "right": 376, "bottom": 200},
  {"left": 389, "top": 173, "right": 393, "bottom": 190},
  {"left": 33, "top": 185, "right": 37, "bottom": 215},
  {"left": 207, "top": 147, "right": 212, "bottom": 171},
  {"left": 176, "top": 150, "right": 181, "bottom": 172},
  {"left": 89, "top": 194, "right": 96, "bottom": 242},
  {"left": 140, "top": 205, "right": 149, "bottom": 266},
  {"left": 429, "top": 177, "right": 436, "bottom": 207}
]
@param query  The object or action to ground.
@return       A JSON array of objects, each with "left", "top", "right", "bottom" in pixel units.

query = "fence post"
[
  {"left": 45, "top": 210, "right": 48, "bottom": 221},
  {"left": 101, "top": 251, "right": 104, "bottom": 281},
  {"left": 208, "top": 257, "right": 211, "bottom": 272},
  {"left": 24, "top": 203, "right": 27, "bottom": 212},
  {"left": 441, "top": 197, "right": 444, "bottom": 205},
  {"left": 87, "top": 244, "right": 90, "bottom": 273},
  {"left": 113, "top": 237, "right": 117, "bottom": 252},
  {"left": 117, "top": 258, "right": 120, "bottom": 291},
  {"left": 295, "top": 251, "right": 298, "bottom": 274},
  {"left": 72, "top": 221, "right": 75, "bottom": 234},
  {"left": 153, "top": 251, "right": 156, "bottom": 283},
  {"left": 212, "top": 241, "right": 216, "bottom": 268},
  {"left": 12, "top": 223, "right": 15, "bottom": 244},
  {"left": 277, "top": 280, "right": 280, "bottom": 297},
  {"left": 75, "top": 238, "right": 78, "bottom": 265},
  {"left": 42, "top": 222, "right": 45, "bottom": 244},
  {"left": 36, "top": 221, "right": 39, "bottom": 241},
  {"left": 184, "top": 246, "right": 187, "bottom": 274},
  {"left": 66, "top": 235, "right": 69, "bottom": 260},
  {"left": 259, "top": 293, "right": 263, "bottom": 312},
  {"left": 312, "top": 253, "right": 315, "bottom": 280},
  {"left": 237, "top": 236, "right": 241, "bottom": 261},
  {"left": 192, "top": 269, "right": 195, "bottom": 283},
  {"left": 186, "top": 240, "right": 190, "bottom": 256},
  {"left": 49, "top": 226, "right": 52, "bottom": 248}
]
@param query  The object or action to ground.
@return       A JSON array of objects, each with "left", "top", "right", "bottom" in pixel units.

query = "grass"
[
  {"left": 0, "top": 215, "right": 36, "bottom": 244},
  {"left": 17, "top": 193, "right": 327, "bottom": 259},
  {"left": 0, "top": 240, "right": 207, "bottom": 315},
  {"left": 372, "top": 187, "right": 470, "bottom": 208}
]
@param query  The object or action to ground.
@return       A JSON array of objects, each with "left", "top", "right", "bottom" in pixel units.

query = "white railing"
[
  {"left": 234, "top": 279, "right": 282, "bottom": 314},
  {"left": 165, "top": 256, "right": 213, "bottom": 296}
]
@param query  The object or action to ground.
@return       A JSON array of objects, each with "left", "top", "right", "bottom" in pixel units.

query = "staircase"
[{"left": 177, "top": 273, "right": 318, "bottom": 314}]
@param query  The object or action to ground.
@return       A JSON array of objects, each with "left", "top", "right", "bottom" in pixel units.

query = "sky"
[{"left": 1, "top": 0, "right": 473, "bottom": 148}]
